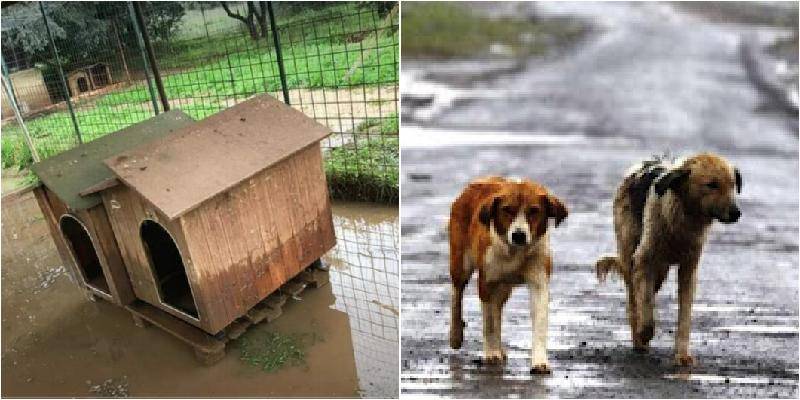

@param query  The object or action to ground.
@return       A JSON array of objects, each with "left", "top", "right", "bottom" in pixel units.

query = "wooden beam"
[{"left": 78, "top": 177, "right": 120, "bottom": 197}]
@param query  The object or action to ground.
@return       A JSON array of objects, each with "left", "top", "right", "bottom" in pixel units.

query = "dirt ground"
[{"left": 1, "top": 190, "right": 398, "bottom": 398}]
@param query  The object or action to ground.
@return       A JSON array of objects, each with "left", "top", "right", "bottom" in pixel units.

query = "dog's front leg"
[
  {"left": 480, "top": 298, "right": 503, "bottom": 363},
  {"left": 632, "top": 251, "right": 658, "bottom": 351},
  {"left": 450, "top": 282, "right": 466, "bottom": 349},
  {"left": 528, "top": 266, "right": 550, "bottom": 374},
  {"left": 675, "top": 257, "right": 699, "bottom": 366}
]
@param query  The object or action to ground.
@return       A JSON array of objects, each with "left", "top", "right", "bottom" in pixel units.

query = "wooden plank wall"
[
  {"left": 180, "top": 143, "right": 336, "bottom": 334},
  {"left": 82, "top": 206, "right": 136, "bottom": 305},
  {"left": 33, "top": 187, "right": 84, "bottom": 290},
  {"left": 101, "top": 186, "right": 206, "bottom": 326},
  {"left": 33, "top": 186, "right": 135, "bottom": 305}
]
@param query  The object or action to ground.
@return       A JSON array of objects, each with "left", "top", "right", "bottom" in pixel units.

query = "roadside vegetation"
[{"left": 401, "top": 2, "right": 587, "bottom": 59}]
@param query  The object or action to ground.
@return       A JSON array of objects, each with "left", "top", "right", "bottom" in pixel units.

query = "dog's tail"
[{"left": 595, "top": 254, "right": 624, "bottom": 283}]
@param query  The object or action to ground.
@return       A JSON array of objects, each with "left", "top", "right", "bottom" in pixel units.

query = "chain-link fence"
[{"left": 1, "top": 1, "right": 398, "bottom": 202}]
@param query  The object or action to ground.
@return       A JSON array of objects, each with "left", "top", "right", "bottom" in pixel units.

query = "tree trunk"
[
  {"left": 255, "top": 2, "right": 269, "bottom": 39},
  {"left": 221, "top": 1, "right": 259, "bottom": 41},
  {"left": 112, "top": 22, "right": 131, "bottom": 83}
]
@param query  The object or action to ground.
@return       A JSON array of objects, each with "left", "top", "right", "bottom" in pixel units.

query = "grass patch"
[
  {"left": 401, "top": 2, "right": 586, "bottom": 59},
  {"left": 325, "top": 133, "right": 398, "bottom": 204},
  {"left": 238, "top": 330, "right": 317, "bottom": 372}
]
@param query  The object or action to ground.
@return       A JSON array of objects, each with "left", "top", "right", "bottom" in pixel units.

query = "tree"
[
  {"left": 144, "top": 2, "right": 186, "bottom": 42},
  {"left": 1, "top": 2, "right": 185, "bottom": 69},
  {"left": 220, "top": 2, "right": 269, "bottom": 40}
]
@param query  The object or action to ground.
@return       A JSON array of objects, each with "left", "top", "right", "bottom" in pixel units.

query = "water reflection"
[{"left": 326, "top": 202, "right": 400, "bottom": 398}]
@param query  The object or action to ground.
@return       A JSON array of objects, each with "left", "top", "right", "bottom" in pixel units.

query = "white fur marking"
[{"left": 507, "top": 210, "right": 531, "bottom": 246}]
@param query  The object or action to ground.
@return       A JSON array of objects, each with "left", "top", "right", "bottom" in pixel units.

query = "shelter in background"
[
  {"left": 1, "top": 67, "right": 53, "bottom": 118},
  {"left": 67, "top": 63, "right": 113, "bottom": 96}
]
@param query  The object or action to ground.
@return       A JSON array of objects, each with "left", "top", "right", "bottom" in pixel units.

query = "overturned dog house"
[{"left": 31, "top": 111, "right": 195, "bottom": 305}]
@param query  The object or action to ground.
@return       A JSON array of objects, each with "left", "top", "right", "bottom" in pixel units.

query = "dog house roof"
[
  {"left": 104, "top": 94, "right": 331, "bottom": 220},
  {"left": 30, "top": 111, "right": 195, "bottom": 211}
]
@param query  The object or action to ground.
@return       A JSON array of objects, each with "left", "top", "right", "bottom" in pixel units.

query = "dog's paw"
[
  {"left": 483, "top": 349, "right": 506, "bottom": 364},
  {"left": 674, "top": 353, "right": 695, "bottom": 367},
  {"left": 530, "top": 363, "right": 551, "bottom": 375},
  {"left": 595, "top": 256, "right": 616, "bottom": 283},
  {"left": 632, "top": 338, "right": 649, "bottom": 354},
  {"left": 449, "top": 328, "right": 463, "bottom": 349},
  {"left": 636, "top": 322, "right": 655, "bottom": 344}
]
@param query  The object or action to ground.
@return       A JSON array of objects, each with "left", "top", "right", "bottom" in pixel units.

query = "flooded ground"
[
  {"left": 1, "top": 191, "right": 398, "bottom": 398},
  {"left": 401, "top": 2, "right": 798, "bottom": 398}
]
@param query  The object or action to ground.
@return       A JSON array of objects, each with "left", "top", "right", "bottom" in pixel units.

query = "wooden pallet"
[{"left": 124, "top": 260, "right": 329, "bottom": 365}]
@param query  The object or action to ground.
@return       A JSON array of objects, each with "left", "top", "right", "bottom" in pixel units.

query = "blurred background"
[{"left": 400, "top": 2, "right": 798, "bottom": 398}]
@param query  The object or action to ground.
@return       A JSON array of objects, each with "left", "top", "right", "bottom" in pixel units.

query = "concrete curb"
[{"left": 740, "top": 33, "right": 799, "bottom": 117}]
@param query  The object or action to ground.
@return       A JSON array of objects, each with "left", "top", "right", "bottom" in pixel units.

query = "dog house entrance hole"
[
  {"left": 140, "top": 220, "right": 198, "bottom": 318},
  {"left": 59, "top": 215, "right": 110, "bottom": 294},
  {"left": 76, "top": 77, "right": 89, "bottom": 93}
]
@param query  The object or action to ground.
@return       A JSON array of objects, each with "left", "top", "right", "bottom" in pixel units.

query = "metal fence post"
[
  {"left": 2, "top": 56, "right": 40, "bottom": 163},
  {"left": 132, "top": 1, "right": 170, "bottom": 112},
  {"left": 2, "top": 59, "right": 19, "bottom": 106},
  {"left": 127, "top": 2, "right": 160, "bottom": 115},
  {"left": 267, "top": 2, "right": 290, "bottom": 105},
  {"left": 38, "top": 1, "right": 82, "bottom": 144}
]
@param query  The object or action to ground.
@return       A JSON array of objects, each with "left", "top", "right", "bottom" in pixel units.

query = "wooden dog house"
[
  {"left": 31, "top": 111, "right": 195, "bottom": 305},
  {"left": 100, "top": 95, "right": 336, "bottom": 334}
]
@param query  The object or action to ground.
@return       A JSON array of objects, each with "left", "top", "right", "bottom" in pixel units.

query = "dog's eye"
[
  {"left": 705, "top": 181, "right": 719, "bottom": 190},
  {"left": 501, "top": 205, "right": 514, "bottom": 214},
  {"left": 527, "top": 206, "right": 539, "bottom": 215}
]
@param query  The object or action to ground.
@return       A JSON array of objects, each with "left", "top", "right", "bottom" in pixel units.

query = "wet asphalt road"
[{"left": 400, "top": 2, "right": 798, "bottom": 398}]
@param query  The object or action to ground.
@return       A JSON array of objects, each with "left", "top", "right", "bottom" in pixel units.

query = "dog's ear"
[
  {"left": 734, "top": 167, "right": 742, "bottom": 194},
  {"left": 654, "top": 168, "right": 690, "bottom": 197},
  {"left": 479, "top": 196, "right": 500, "bottom": 226},
  {"left": 545, "top": 193, "right": 568, "bottom": 227}
]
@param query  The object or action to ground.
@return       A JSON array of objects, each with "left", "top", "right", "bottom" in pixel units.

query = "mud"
[{"left": 1, "top": 192, "right": 398, "bottom": 398}]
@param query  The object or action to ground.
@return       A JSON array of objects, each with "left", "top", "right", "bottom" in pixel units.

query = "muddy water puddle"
[{"left": 1, "top": 191, "right": 398, "bottom": 398}]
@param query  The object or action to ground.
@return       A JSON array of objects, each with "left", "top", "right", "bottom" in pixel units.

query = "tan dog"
[
  {"left": 596, "top": 153, "right": 741, "bottom": 366},
  {"left": 449, "top": 176, "right": 568, "bottom": 374}
]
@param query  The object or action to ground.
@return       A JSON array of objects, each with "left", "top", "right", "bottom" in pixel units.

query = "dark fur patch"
[
  {"left": 734, "top": 168, "right": 742, "bottom": 194},
  {"left": 478, "top": 197, "right": 498, "bottom": 226},
  {"left": 627, "top": 162, "right": 666, "bottom": 225}
]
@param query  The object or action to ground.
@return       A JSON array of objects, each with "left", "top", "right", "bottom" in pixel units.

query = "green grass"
[
  {"left": 238, "top": 330, "right": 312, "bottom": 372},
  {"left": 401, "top": 2, "right": 586, "bottom": 59},
  {"left": 325, "top": 123, "right": 398, "bottom": 204}
]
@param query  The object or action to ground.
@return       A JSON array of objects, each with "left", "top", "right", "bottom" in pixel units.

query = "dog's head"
[
  {"left": 654, "top": 153, "right": 741, "bottom": 224},
  {"left": 479, "top": 179, "right": 568, "bottom": 248}
]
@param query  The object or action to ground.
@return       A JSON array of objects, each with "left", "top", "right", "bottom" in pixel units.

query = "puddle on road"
[{"left": 1, "top": 191, "right": 398, "bottom": 398}]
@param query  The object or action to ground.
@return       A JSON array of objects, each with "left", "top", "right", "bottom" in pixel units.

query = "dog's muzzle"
[
  {"left": 718, "top": 204, "right": 741, "bottom": 224},
  {"left": 511, "top": 229, "right": 528, "bottom": 246}
]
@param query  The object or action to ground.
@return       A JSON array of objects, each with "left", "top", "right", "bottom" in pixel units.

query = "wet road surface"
[
  {"left": 401, "top": 2, "right": 798, "bottom": 398},
  {"left": 1, "top": 192, "right": 398, "bottom": 398}
]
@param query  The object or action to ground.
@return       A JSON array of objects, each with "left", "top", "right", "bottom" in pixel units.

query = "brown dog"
[
  {"left": 449, "top": 176, "right": 568, "bottom": 374},
  {"left": 596, "top": 153, "right": 741, "bottom": 366}
]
